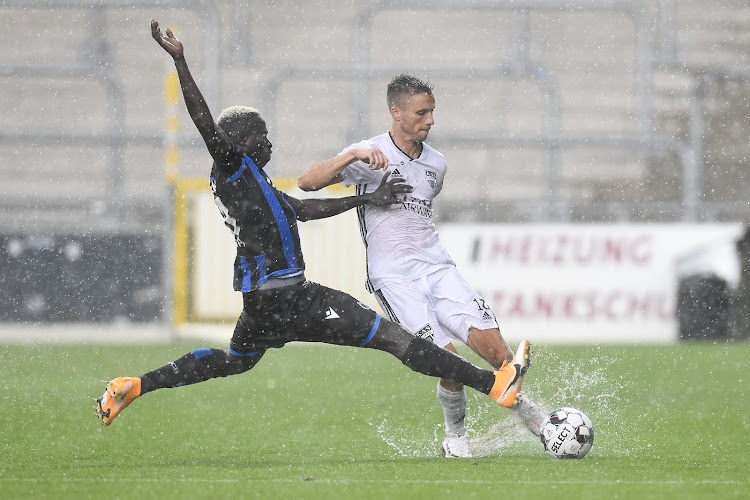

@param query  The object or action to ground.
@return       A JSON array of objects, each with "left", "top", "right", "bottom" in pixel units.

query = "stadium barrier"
[
  {"left": 0, "top": 233, "right": 162, "bottom": 324},
  {"left": 436, "top": 223, "right": 743, "bottom": 343},
  {"left": 2, "top": 195, "right": 745, "bottom": 345}
]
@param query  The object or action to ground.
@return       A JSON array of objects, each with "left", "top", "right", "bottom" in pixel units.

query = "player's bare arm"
[
  {"left": 151, "top": 20, "right": 233, "bottom": 164},
  {"left": 298, "top": 148, "right": 390, "bottom": 191},
  {"left": 288, "top": 176, "right": 412, "bottom": 221}
]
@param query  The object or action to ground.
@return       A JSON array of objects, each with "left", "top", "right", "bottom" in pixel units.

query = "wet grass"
[{"left": 1, "top": 339, "right": 748, "bottom": 499}]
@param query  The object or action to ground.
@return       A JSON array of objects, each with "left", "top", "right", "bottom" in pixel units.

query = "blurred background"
[{"left": 1, "top": 0, "right": 749, "bottom": 341}]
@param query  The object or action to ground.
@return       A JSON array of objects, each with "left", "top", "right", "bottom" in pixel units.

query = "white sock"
[
  {"left": 511, "top": 392, "right": 547, "bottom": 437},
  {"left": 437, "top": 382, "right": 467, "bottom": 437}
]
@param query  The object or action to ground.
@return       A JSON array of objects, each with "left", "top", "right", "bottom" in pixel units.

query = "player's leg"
[
  {"left": 466, "top": 326, "right": 546, "bottom": 434},
  {"left": 95, "top": 349, "right": 263, "bottom": 426},
  {"left": 465, "top": 327, "right": 512, "bottom": 368},
  {"left": 435, "top": 342, "right": 472, "bottom": 457},
  {"left": 289, "top": 281, "right": 530, "bottom": 408},
  {"left": 95, "top": 310, "right": 265, "bottom": 426},
  {"left": 96, "top": 348, "right": 264, "bottom": 426},
  {"left": 364, "top": 319, "right": 494, "bottom": 390},
  {"left": 364, "top": 319, "right": 529, "bottom": 406},
  {"left": 428, "top": 268, "right": 546, "bottom": 434},
  {"left": 513, "top": 393, "right": 547, "bottom": 437},
  {"left": 139, "top": 347, "right": 264, "bottom": 393},
  {"left": 375, "top": 285, "right": 471, "bottom": 456},
  {"left": 429, "top": 268, "right": 534, "bottom": 409}
]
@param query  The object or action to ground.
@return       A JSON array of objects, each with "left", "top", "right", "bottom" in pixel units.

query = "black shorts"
[{"left": 229, "top": 280, "right": 381, "bottom": 355}]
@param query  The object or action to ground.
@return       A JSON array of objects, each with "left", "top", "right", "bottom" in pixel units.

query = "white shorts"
[{"left": 373, "top": 267, "right": 499, "bottom": 348}]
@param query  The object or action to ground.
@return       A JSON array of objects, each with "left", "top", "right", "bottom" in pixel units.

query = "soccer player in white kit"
[{"left": 298, "top": 74, "right": 546, "bottom": 457}]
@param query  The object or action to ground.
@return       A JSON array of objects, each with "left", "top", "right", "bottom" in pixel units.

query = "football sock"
[
  {"left": 437, "top": 382, "right": 468, "bottom": 436},
  {"left": 139, "top": 348, "right": 262, "bottom": 395},
  {"left": 512, "top": 393, "right": 547, "bottom": 436},
  {"left": 401, "top": 337, "right": 495, "bottom": 395}
]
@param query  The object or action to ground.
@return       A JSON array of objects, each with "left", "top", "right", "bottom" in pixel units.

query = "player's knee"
[
  {"left": 366, "top": 319, "right": 413, "bottom": 358},
  {"left": 227, "top": 349, "right": 263, "bottom": 374},
  {"left": 440, "top": 378, "right": 464, "bottom": 392}
]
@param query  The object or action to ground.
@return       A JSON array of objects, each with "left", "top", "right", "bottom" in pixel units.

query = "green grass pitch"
[{"left": 1, "top": 339, "right": 748, "bottom": 499}]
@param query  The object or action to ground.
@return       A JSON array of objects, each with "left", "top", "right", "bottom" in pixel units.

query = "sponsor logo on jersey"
[
  {"left": 399, "top": 196, "right": 433, "bottom": 218},
  {"left": 324, "top": 307, "right": 340, "bottom": 320},
  {"left": 415, "top": 324, "right": 434, "bottom": 342},
  {"left": 482, "top": 311, "right": 492, "bottom": 321},
  {"left": 390, "top": 167, "right": 404, "bottom": 177},
  {"left": 425, "top": 169, "right": 437, "bottom": 190}
]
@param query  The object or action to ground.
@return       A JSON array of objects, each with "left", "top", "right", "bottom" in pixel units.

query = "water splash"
[
  {"left": 535, "top": 347, "right": 631, "bottom": 457},
  {"left": 469, "top": 418, "right": 529, "bottom": 457},
  {"left": 372, "top": 419, "right": 442, "bottom": 458},
  {"left": 372, "top": 346, "right": 629, "bottom": 458}
]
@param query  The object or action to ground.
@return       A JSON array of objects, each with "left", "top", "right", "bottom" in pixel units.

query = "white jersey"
[{"left": 339, "top": 132, "right": 456, "bottom": 291}]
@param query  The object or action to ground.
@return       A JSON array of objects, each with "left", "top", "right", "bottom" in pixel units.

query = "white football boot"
[{"left": 441, "top": 433, "right": 472, "bottom": 458}]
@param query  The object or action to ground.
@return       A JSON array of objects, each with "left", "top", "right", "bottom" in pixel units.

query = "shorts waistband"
[{"left": 257, "top": 274, "right": 306, "bottom": 290}]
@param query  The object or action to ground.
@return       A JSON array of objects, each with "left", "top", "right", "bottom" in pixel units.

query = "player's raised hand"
[
  {"left": 151, "top": 20, "right": 183, "bottom": 60},
  {"left": 367, "top": 175, "right": 413, "bottom": 206}
]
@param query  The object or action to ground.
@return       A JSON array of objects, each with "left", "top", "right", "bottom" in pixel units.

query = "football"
[{"left": 539, "top": 407, "right": 594, "bottom": 459}]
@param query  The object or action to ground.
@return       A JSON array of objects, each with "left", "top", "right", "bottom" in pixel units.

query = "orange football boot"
[
  {"left": 489, "top": 339, "right": 531, "bottom": 408},
  {"left": 95, "top": 377, "right": 142, "bottom": 426}
]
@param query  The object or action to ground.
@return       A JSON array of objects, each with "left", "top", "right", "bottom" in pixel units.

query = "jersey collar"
[{"left": 388, "top": 131, "right": 423, "bottom": 161}]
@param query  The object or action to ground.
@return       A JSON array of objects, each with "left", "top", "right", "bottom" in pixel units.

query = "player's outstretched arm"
[
  {"left": 298, "top": 148, "right": 390, "bottom": 191},
  {"left": 150, "top": 20, "right": 233, "bottom": 164},
  {"left": 287, "top": 176, "right": 412, "bottom": 221}
]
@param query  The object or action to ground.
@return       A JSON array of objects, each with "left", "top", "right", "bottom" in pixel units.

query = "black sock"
[
  {"left": 139, "top": 348, "right": 262, "bottom": 395},
  {"left": 400, "top": 337, "right": 495, "bottom": 395}
]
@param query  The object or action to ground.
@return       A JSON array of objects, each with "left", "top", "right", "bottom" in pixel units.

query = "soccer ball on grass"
[{"left": 539, "top": 407, "right": 594, "bottom": 459}]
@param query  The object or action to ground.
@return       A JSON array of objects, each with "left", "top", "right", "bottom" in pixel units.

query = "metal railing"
[
  {"left": 0, "top": 0, "right": 220, "bottom": 226},
  {"left": 2, "top": 0, "right": 748, "bottom": 225},
  {"left": 259, "top": 0, "right": 656, "bottom": 221}
]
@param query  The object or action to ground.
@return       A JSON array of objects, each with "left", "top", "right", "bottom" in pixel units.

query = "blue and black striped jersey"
[{"left": 210, "top": 149, "right": 305, "bottom": 292}]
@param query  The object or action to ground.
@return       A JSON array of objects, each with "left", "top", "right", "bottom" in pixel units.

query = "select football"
[{"left": 539, "top": 407, "right": 594, "bottom": 459}]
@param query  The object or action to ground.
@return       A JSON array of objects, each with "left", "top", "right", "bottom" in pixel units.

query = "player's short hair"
[
  {"left": 387, "top": 74, "right": 433, "bottom": 109},
  {"left": 217, "top": 105, "right": 263, "bottom": 143}
]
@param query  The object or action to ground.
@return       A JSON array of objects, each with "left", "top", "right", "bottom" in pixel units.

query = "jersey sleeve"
[
  {"left": 432, "top": 149, "right": 448, "bottom": 196},
  {"left": 338, "top": 140, "right": 380, "bottom": 188}
]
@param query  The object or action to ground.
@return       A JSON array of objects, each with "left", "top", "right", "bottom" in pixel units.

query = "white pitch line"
[{"left": 1, "top": 478, "right": 744, "bottom": 486}]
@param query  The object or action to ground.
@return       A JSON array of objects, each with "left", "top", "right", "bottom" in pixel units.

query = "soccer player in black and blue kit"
[{"left": 95, "top": 20, "right": 531, "bottom": 431}]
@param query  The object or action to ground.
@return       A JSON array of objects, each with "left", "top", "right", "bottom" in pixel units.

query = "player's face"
[
  {"left": 240, "top": 118, "right": 272, "bottom": 168},
  {"left": 394, "top": 92, "right": 435, "bottom": 143}
]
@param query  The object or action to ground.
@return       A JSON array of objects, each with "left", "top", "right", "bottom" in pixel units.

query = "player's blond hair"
[{"left": 217, "top": 105, "right": 262, "bottom": 143}]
